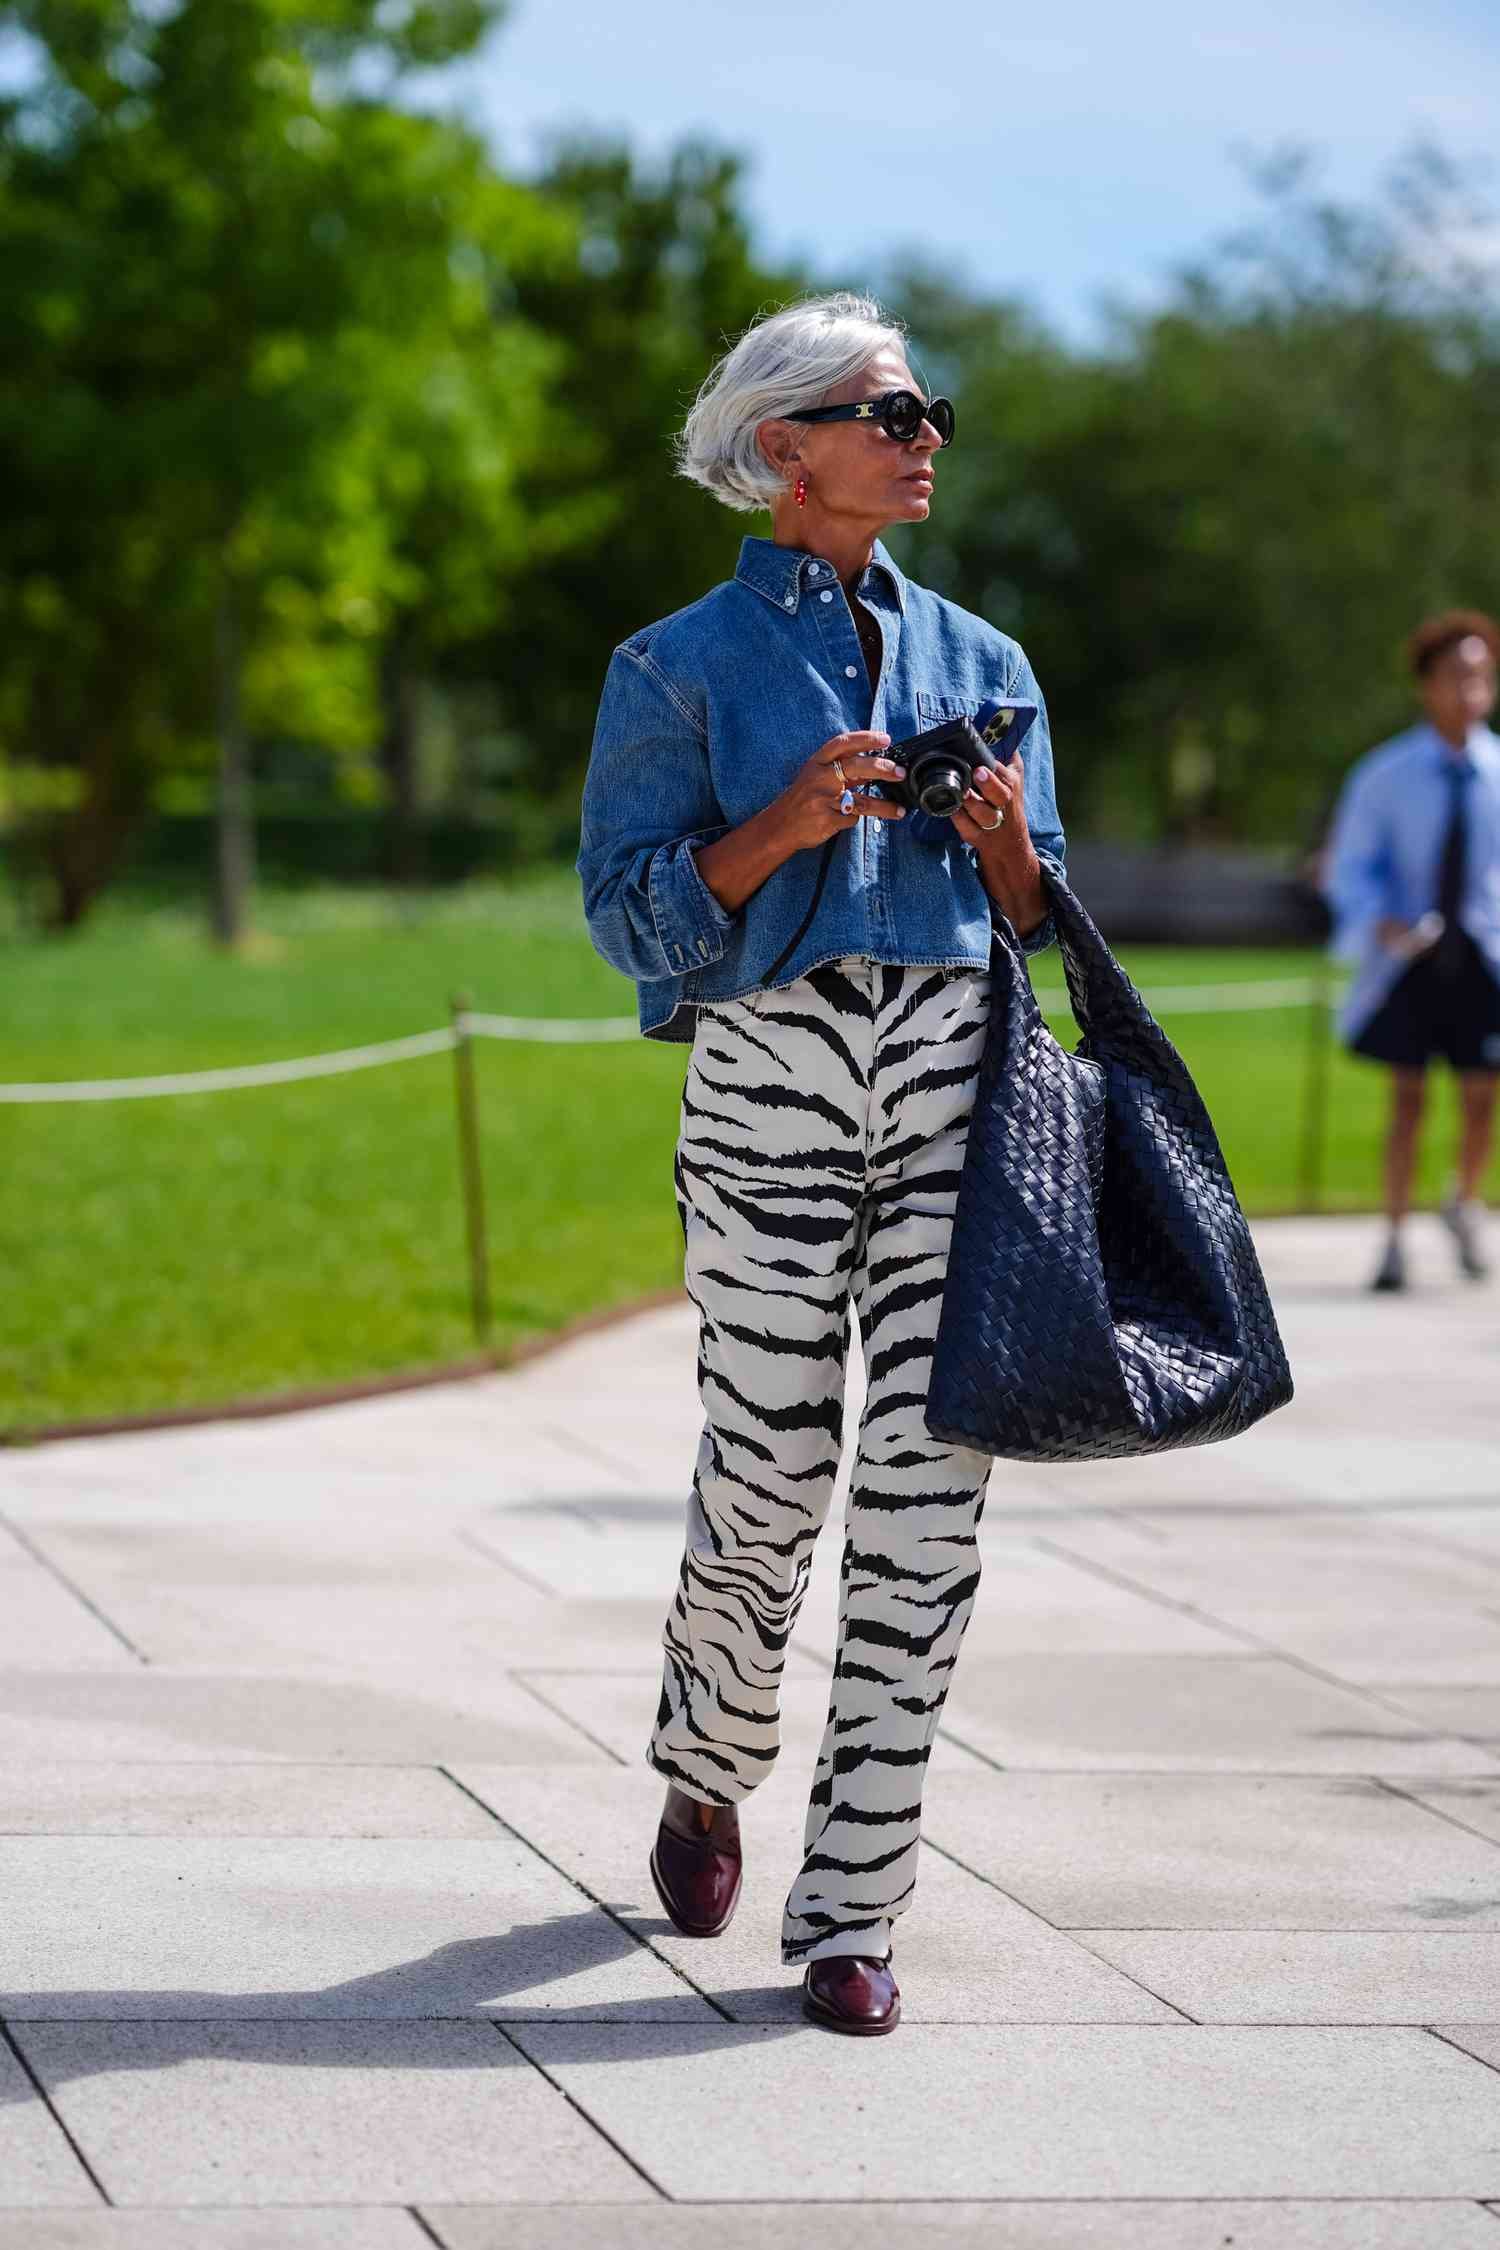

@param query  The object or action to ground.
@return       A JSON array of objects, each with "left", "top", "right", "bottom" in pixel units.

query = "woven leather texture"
[{"left": 925, "top": 865, "right": 1295, "bottom": 1461}]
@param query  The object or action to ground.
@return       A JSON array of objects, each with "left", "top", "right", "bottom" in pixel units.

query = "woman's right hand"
[
  {"left": 773, "top": 731, "right": 909, "bottom": 852},
  {"left": 694, "top": 730, "right": 913, "bottom": 920}
]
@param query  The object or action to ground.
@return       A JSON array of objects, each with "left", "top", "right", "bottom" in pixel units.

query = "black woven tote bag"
[{"left": 924, "top": 862, "right": 1294, "bottom": 1461}]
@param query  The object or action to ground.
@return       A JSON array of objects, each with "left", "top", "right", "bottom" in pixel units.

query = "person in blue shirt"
[
  {"left": 576, "top": 291, "right": 1066, "bottom": 2036},
  {"left": 1321, "top": 610, "right": 1500, "bottom": 1291}
]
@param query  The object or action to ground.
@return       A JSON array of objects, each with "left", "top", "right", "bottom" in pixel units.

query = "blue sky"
[
  {"left": 1, "top": 1, "right": 1492, "bottom": 345},
  {"left": 452, "top": 0, "right": 1500, "bottom": 346}
]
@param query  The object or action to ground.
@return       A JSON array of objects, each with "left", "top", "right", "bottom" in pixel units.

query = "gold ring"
[{"left": 831, "top": 759, "right": 847, "bottom": 785}]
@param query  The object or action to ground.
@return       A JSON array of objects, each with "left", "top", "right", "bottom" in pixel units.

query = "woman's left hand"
[{"left": 951, "top": 753, "right": 1047, "bottom": 936}]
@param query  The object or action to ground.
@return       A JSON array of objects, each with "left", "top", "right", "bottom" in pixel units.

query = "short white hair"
[{"left": 674, "top": 291, "right": 910, "bottom": 515}]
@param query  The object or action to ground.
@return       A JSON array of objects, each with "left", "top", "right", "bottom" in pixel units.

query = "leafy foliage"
[{"left": 1, "top": 7, "right": 1497, "bottom": 928}]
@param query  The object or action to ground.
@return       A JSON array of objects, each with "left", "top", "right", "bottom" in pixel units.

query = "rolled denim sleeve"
[
  {"left": 576, "top": 644, "right": 740, "bottom": 983},
  {"left": 1004, "top": 640, "right": 1067, "bottom": 958},
  {"left": 1320, "top": 757, "right": 1391, "bottom": 961}
]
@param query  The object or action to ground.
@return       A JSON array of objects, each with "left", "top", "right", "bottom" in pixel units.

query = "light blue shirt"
[
  {"left": 576, "top": 534, "right": 1066, "bottom": 1042},
  {"left": 1320, "top": 717, "right": 1500, "bottom": 1042}
]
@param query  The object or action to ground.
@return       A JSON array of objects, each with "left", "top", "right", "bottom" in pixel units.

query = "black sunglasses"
[{"left": 786, "top": 387, "right": 955, "bottom": 447}]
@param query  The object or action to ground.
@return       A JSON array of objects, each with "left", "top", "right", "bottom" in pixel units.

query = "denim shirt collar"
[{"left": 734, "top": 534, "right": 908, "bottom": 618}]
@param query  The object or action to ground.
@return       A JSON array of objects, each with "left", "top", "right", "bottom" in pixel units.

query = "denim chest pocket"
[{"left": 915, "top": 690, "right": 973, "bottom": 727}]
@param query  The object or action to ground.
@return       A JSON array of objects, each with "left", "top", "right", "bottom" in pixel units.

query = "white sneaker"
[
  {"left": 1370, "top": 1233, "right": 1407, "bottom": 1292},
  {"left": 1439, "top": 1192, "right": 1490, "bottom": 1281}
]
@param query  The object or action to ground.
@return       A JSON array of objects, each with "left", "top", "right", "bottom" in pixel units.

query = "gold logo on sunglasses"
[{"left": 855, "top": 403, "right": 876, "bottom": 418}]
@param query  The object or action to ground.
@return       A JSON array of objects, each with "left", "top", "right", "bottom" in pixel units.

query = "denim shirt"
[
  {"left": 576, "top": 533, "right": 1067, "bottom": 1042},
  {"left": 1320, "top": 718, "right": 1500, "bottom": 1042}
]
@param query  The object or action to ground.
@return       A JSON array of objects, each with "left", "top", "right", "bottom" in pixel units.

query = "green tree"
[
  {"left": 882, "top": 142, "right": 1500, "bottom": 852},
  {"left": 500, "top": 134, "right": 806, "bottom": 801},
  {"left": 0, "top": 0, "right": 568, "bottom": 932}
]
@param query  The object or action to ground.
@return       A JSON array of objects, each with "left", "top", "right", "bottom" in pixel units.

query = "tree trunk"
[
  {"left": 212, "top": 574, "right": 254, "bottom": 945},
  {"left": 41, "top": 759, "right": 147, "bottom": 929},
  {"left": 379, "top": 633, "right": 424, "bottom": 888}
]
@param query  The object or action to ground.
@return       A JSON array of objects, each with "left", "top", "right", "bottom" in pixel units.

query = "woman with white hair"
[{"left": 576, "top": 290, "right": 1066, "bottom": 2035}]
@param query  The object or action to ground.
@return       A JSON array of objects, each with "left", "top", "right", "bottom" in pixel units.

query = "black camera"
[{"left": 882, "top": 702, "right": 1038, "bottom": 819}]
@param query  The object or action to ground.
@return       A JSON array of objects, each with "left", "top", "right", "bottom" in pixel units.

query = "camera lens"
[{"left": 917, "top": 761, "right": 967, "bottom": 817}]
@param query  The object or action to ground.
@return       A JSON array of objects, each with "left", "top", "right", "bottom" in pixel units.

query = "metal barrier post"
[
  {"left": 449, "top": 991, "right": 493, "bottom": 1348},
  {"left": 1296, "top": 951, "right": 1336, "bottom": 1214}
]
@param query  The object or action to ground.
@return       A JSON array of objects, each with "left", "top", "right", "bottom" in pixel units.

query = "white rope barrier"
[
  {"left": 1033, "top": 975, "right": 1321, "bottom": 1016},
  {"left": 458, "top": 1009, "right": 640, "bottom": 1044},
  {"left": 0, "top": 1027, "right": 458, "bottom": 1104},
  {"left": 0, "top": 977, "right": 1335, "bottom": 1105}
]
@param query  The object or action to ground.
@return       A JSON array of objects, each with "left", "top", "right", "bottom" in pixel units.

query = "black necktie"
[{"left": 1434, "top": 757, "right": 1471, "bottom": 977}]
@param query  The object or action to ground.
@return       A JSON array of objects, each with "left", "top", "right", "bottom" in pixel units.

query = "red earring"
[{"left": 793, "top": 473, "right": 807, "bottom": 509}]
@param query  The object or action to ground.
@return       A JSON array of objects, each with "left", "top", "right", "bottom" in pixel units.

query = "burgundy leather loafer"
[
  {"left": 649, "top": 1784, "right": 742, "bottom": 1938},
  {"left": 802, "top": 1953, "right": 901, "bottom": 2036}
]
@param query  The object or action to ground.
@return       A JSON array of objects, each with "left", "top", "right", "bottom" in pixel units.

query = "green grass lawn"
[{"left": 2, "top": 866, "right": 1491, "bottom": 1436}]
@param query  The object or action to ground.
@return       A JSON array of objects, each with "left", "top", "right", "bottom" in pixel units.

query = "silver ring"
[{"left": 980, "top": 807, "right": 1005, "bottom": 830}]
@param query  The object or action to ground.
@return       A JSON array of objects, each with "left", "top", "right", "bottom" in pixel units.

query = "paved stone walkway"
[{"left": 3, "top": 1214, "right": 1500, "bottom": 2246}]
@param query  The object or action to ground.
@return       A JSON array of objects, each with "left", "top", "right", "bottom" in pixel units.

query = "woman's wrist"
[
  {"left": 694, "top": 802, "right": 803, "bottom": 917},
  {"left": 979, "top": 845, "right": 1047, "bottom": 937}
]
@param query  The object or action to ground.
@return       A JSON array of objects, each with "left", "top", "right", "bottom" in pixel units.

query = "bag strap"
[
  {"left": 759, "top": 834, "right": 837, "bottom": 989},
  {"left": 987, "top": 855, "right": 1145, "bottom": 1046},
  {"left": 1029, "top": 857, "right": 1199, "bottom": 1091}
]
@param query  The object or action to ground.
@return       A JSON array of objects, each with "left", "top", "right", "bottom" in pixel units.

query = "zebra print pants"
[{"left": 647, "top": 951, "right": 996, "bottom": 1966}]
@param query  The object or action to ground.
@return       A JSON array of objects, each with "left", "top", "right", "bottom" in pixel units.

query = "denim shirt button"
[
  {"left": 819, "top": 590, "right": 833, "bottom": 603},
  {"left": 783, "top": 594, "right": 794, "bottom": 609},
  {"left": 844, "top": 665, "right": 858, "bottom": 679}
]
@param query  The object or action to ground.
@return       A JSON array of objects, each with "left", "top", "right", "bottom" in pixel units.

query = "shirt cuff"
[
  {"left": 987, "top": 874, "right": 1059, "bottom": 957},
  {"left": 646, "top": 828, "right": 737, "bottom": 976}
]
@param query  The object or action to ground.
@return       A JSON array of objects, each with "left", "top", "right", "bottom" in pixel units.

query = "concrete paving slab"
[
  {"left": 16, "top": 1575, "right": 681, "bottom": 1675},
  {"left": 13, "top": 1516, "right": 485, "bottom": 1591},
  {"left": 0, "top": 1538, "right": 136, "bottom": 1671},
  {"left": 1376, "top": 1687, "right": 1500, "bottom": 1749},
  {"left": 420, "top": 2201, "right": 1500, "bottom": 2250},
  {"left": 927, "top": 1536, "right": 1249, "bottom": 1655},
  {"left": 12, "top": 2020, "right": 654, "bottom": 2206},
  {"left": 0, "top": 1761, "right": 497, "bottom": 1837},
  {"left": 1, "top": 1424, "right": 636, "bottom": 1527},
  {"left": 1184, "top": 1433, "right": 1500, "bottom": 1510},
  {"left": 1076, "top": 1930, "right": 1500, "bottom": 2022},
  {"left": 450, "top": 1767, "right": 1179, "bottom": 2025},
  {"left": 0, "top": 1671, "right": 610, "bottom": 1767},
  {"left": 992, "top": 1448, "right": 1330, "bottom": 1518},
  {"left": 510, "top": 2021, "right": 1500, "bottom": 2200},
  {"left": 0, "top": 1835, "right": 708, "bottom": 2021},
  {"left": 4, "top": 1218, "right": 1499, "bottom": 2228},
  {"left": 1384, "top": 1507, "right": 1500, "bottom": 1569},
  {"left": 1397, "top": 1777, "right": 1500, "bottom": 1851},
  {"left": 467, "top": 1516, "right": 694, "bottom": 1602},
  {"left": 1035, "top": 1517, "right": 1500, "bottom": 1685},
  {"left": 0, "top": 2037, "right": 99, "bottom": 2208},
  {"left": 936, "top": 1651, "right": 1500, "bottom": 1774},
  {"left": 0, "top": 2216, "right": 430, "bottom": 2248},
  {"left": 916, "top": 1770, "right": 1500, "bottom": 1927},
  {"left": 1037, "top": 1509, "right": 1474, "bottom": 1580}
]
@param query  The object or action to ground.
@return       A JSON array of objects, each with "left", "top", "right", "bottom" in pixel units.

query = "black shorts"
[{"left": 1350, "top": 930, "right": 1500, "bottom": 1073}]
